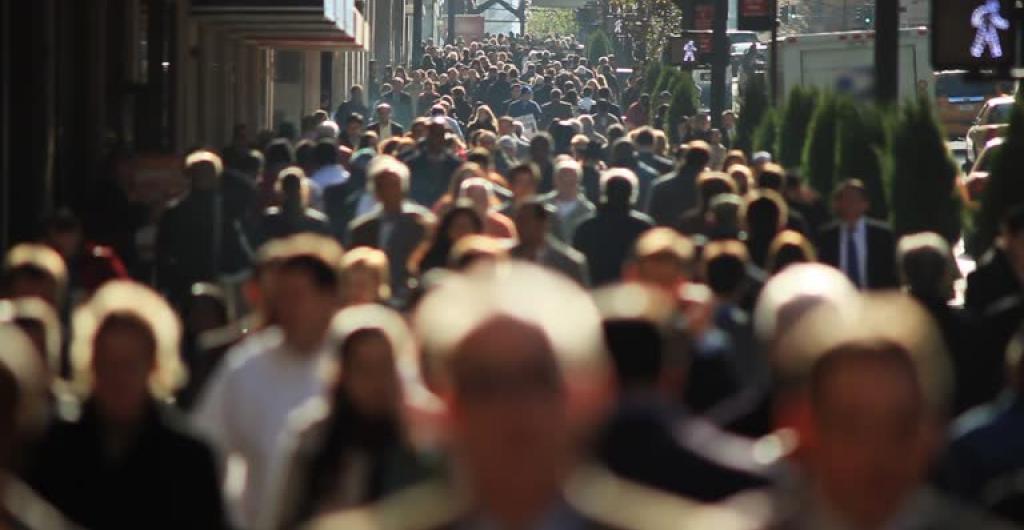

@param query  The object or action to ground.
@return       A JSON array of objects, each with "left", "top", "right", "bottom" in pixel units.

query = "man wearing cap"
[
  {"left": 306, "top": 262, "right": 758, "bottom": 530},
  {"left": 510, "top": 197, "right": 589, "bottom": 286},
  {"left": 367, "top": 103, "right": 404, "bottom": 141}
]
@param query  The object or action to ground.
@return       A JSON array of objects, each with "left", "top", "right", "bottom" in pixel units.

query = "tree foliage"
[
  {"left": 608, "top": 0, "right": 682, "bottom": 62},
  {"left": 777, "top": 86, "right": 819, "bottom": 170},
  {"left": 587, "top": 29, "right": 615, "bottom": 64},
  {"left": 802, "top": 92, "right": 839, "bottom": 199},
  {"left": 889, "top": 94, "right": 962, "bottom": 243},
  {"left": 527, "top": 8, "right": 580, "bottom": 38},
  {"left": 735, "top": 73, "right": 769, "bottom": 157},
  {"left": 754, "top": 107, "right": 779, "bottom": 156},
  {"left": 835, "top": 97, "right": 889, "bottom": 219},
  {"left": 973, "top": 99, "right": 1024, "bottom": 255},
  {"left": 666, "top": 71, "right": 699, "bottom": 143}
]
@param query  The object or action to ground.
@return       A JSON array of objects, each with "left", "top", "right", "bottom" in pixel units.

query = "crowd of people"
[{"left": 2, "top": 32, "right": 1024, "bottom": 530}]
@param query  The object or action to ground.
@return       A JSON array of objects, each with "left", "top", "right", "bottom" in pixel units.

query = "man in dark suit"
[
  {"left": 333, "top": 84, "right": 369, "bottom": 126},
  {"left": 539, "top": 88, "right": 573, "bottom": 129},
  {"left": 817, "top": 179, "right": 898, "bottom": 290},
  {"left": 366, "top": 103, "right": 405, "bottom": 140},
  {"left": 510, "top": 198, "right": 589, "bottom": 286},
  {"left": 592, "top": 284, "right": 774, "bottom": 502},
  {"left": 305, "top": 263, "right": 754, "bottom": 530},
  {"left": 966, "top": 204, "right": 1024, "bottom": 313},
  {"left": 574, "top": 168, "right": 655, "bottom": 286},
  {"left": 348, "top": 155, "right": 434, "bottom": 300},
  {"left": 646, "top": 141, "right": 707, "bottom": 226},
  {"left": 634, "top": 127, "right": 675, "bottom": 175}
]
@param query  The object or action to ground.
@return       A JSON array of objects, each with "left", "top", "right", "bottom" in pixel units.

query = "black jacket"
[
  {"left": 965, "top": 248, "right": 1021, "bottom": 313},
  {"left": 26, "top": 401, "right": 227, "bottom": 530},
  {"left": 573, "top": 207, "right": 654, "bottom": 286},
  {"left": 645, "top": 168, "right": 700, "bottom": 227},
  {"left": 817, "top": 218, "right": 899, "bottom": 289}
]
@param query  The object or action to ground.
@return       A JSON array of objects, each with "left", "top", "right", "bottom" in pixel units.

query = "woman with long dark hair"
[
  {"left": 414, "top": 201, "right": 484, "bottom": 275},
  {"left": 265, "top": 305, "right": 437, "bottom": 530}
]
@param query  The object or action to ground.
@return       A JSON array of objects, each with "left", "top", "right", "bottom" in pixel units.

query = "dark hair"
[
  {"left": 466, "top": 148, "right": 493, "bottom": 169},
  {"left": 264, "top": 138, "right": 295, "bottom": 170},
  {"left": 419, "top": 203, "right": 483, "bottom": 274},
  {"left": 313, "top": 139, "right": 340, "bottom": 166},
  {"left": 1003, "top": 204, "right": 1024, "bottom": 237},
  {"left": 832, "top": 178, "right": 869, "bottom": 202},
  {"left": 238, "top": 149, "right": 265, "bottom": 176},
  {"left": 705, "top": 252, "right": 747, "bottom": 297},
  {"left": 293, "top": 327, "right": 403, "bottom": 527},
  {"left": 508, "top": 162, "right": 541, "bottom": 186},
  {"left": 758, "top": 165, "right": 785, "bottom": 192},
  {"left": 603, "top": 320, "right": 664, "bottom": 388},
  {"left": 685, "top": 142, "right": 711, "bottom": 169},
  {"left": 634, "top": 128, "right": 655, "bottom": 147},
  {"left": 277, "top": 254, "right": 340, "bottom": 293},
  {"left": 345, "top": 113, "right": 365, "bottom": 125},
  {"left": 900, "top": 244, "right": 950, "bottom": 300}
]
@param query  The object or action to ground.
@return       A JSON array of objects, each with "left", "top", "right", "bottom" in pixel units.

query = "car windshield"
[
  {"left": 729, "top": 32, "right": 758, "bottom": 45},
  {"left": 986, "top": 102, "right": 1014, "bottom": 124},
  {"left": 935, "top": 74, "right": 996, "bottom": 100},
  {"left": 976, "top": 144, "right": 1002, "bottom": 172}
]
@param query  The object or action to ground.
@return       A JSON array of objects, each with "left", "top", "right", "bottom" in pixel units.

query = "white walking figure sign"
[
  {"left": 683, "top": 40, "right": 698, "bottom": 63},
  {"left": 970, "top": 0, "right": 1009, "bottom": 59}
]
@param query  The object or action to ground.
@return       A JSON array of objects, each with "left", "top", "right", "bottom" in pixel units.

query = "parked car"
[
  {"left": 965, "top": 136, "right": 1005, "bottom": 202},
  {"left": 934, "top": 71, "right": 1006, "bottom": 140},
  {"left": 966, "top": 95, "right": 1014, "bottom": 163}
]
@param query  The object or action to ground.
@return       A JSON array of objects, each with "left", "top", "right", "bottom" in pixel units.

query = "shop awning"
[{"left": 191, "top": 0, "right": 369, "bottom": 49}]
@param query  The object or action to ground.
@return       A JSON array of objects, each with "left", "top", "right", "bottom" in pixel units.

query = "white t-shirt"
[{"left": 192, "top": 327, "right": 332, "bottom": 529}]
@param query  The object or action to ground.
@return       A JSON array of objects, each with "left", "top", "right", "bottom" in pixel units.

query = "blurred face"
[
  {"left": 270, "top": 268, "right": 337, "bottom": 345},
  {"left": 7, "top": 272, "right": 59, "bottom": 308},
  {"left": 378, "top": 106, "right": 393, "bottom": 123},
  {"left": 722, "top": 113, "right": 736, "bottom": 128},
  {"left": 342, "top": 267, "right": 382, "bottom": 306},
  {"left": 498, "top": 120, "right": 514, "bottom": 136},
  {"left": 554, "top": 168, "right": 580, "bottom": 197},
  {"left": 346, "top": 121, "right": 362, "bottom": 136},
  {"left": 634, "top": 254, "right": 685, "bottom": 291},
  {"left": 803, "top": 354, "right": 936, "bottom": 528},
  {"left": 447, "top": 320, "right": 570, "bottom": 519},
  {"left": 833, "top": 187, "right": 870, "bottom": 224},
  {"left": 49, "top": 228, "right": 83, "bottom": 258},
  {"left": 374, "top": 171, "right": 405, "bottom": 210},
  {"left": 343, "top": 333, "right": 400, "bottom": 418},
  {"left": 463, "top": 184, "right": 490, "bottom": 212},
  {"left": 509, "top": 172, "right": 536, "bottom": 198},
  {"left": 92, "top": 321, "right": 155, "bottom": 425},
  {"left": 448, "top": 212, "right": 480, "bottom": 241},
  {"left": 515, "top": 210, "right": 548, "bottom": 247}
]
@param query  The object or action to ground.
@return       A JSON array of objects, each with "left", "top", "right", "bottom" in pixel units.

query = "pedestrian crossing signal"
[{"left": 932, "top": 0, "right": 1017, "bottom": 71}]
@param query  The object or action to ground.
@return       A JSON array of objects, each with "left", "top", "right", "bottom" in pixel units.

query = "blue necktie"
[{"left": 846, "top": 229, "right": 862, "bottom": 289}]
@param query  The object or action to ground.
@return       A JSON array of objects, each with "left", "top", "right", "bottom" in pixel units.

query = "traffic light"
[{"left": 932, "top": 0, "right": 1018, "bottom": 71}]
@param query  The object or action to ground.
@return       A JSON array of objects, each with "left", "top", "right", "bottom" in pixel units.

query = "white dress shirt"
[{"left": 838, "top": 217, "right": 868, "bottom": 288}]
